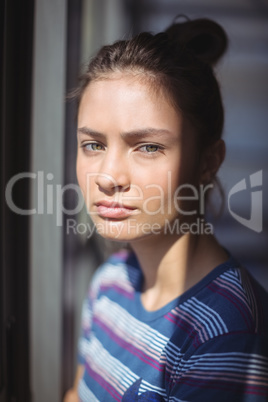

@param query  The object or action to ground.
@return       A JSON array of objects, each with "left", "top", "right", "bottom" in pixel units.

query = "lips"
[{"left": 95, "top": 200, "right": 138, "bottom": 219}]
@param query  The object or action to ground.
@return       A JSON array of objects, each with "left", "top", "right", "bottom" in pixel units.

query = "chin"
[{"left": 92, "top": 218, "right": 157, "bottom": 244}]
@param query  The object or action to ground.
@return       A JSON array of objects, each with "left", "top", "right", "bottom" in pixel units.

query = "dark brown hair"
[{"left": 75, "top": 16, "right": 228, "bottom": 150}]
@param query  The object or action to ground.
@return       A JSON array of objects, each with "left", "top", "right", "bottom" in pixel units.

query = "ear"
[{"left": 199, "top": 139, "right": 225, "bottom": 184}]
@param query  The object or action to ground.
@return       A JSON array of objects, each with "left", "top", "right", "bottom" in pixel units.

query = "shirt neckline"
[{"left": 126, "top": 253, "right": 239, "bottom": 322}]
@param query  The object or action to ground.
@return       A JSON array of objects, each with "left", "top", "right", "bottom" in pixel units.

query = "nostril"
[
  {"left": 94, "top": 172, "right": 119, "bottom": 188},
  {"left": 113, "top": 183, "right": 131, "bottom": 191},
  {"left": 94, "top": 170, "right": 130, "bottom": 192},
  {"left": 120, "top": 183, "right": 131, "bottom": 192}
]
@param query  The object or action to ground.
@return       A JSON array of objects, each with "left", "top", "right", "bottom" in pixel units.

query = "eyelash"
[
  {"left": 81, "top": 142, "right": 163, "bottom": 155},
  {"left": 82, "top": 142, "right": 105, "bottom": 152},
  {"left": 139, "top": 144, "right": 159, "bottom": 153}
]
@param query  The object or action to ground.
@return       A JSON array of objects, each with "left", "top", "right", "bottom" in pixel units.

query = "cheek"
[
  {"left": 76, "top": 157, "right": 83, "bottom": 187},
  {"left": 137, "top": 172, "right": 176, "bottom": 214},
  {"left": 137, "top": 159, "right": 200, "bottom": 217},
  {"left": 76, "top": 157, "right": 91, "bottom": 197}
]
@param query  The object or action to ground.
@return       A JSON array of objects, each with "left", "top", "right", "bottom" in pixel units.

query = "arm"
[{"left": 63, "top": 364, "right": 85, "bottom": 402}]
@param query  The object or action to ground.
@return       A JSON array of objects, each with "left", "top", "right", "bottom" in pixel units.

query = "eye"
[
  {"left": 82, "top": 142, "right": 105, "bottom": 152},
  {"left": 139, "top": 144, "right": 160, "bottom": 153}
]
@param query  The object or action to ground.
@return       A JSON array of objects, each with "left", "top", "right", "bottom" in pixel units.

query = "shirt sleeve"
[
  {"left": 77, "top": 261, "right": 107, "bottom": 366},
  {"left": 77, "top": 292, "right": 93, "bottom": 365},
  {"left": 169, "top": 332, "right": 268, "bottom": 402}
]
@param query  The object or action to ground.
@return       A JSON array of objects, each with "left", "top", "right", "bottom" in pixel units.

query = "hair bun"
[{"left": 165, "top": 16, "right": 228, "bottom": 66}]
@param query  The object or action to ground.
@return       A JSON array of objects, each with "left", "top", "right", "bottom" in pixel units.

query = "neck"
[{"left": 130, "top": 230, "right": 228, "bottom": 311}]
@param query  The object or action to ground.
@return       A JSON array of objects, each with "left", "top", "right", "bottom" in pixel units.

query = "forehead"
[
  {"left": 80, "top": 73, "right": 164, "bottom": 106},
  {"left": 78, "top": 73, "right": 182, "bottom": 130}
]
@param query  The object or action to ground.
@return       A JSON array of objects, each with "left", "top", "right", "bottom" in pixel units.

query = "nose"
[{"left": 94, "top": 151, "right": 130, "bottom": 194}]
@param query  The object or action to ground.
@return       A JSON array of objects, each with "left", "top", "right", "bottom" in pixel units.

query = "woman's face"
[{"left": 76, "top": 74, "right": 200, "bottom": 243}]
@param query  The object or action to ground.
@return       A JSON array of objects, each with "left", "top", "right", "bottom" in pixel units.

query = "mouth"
[{"left": 94, "top": 200, "right": 139, "bottom": 219}]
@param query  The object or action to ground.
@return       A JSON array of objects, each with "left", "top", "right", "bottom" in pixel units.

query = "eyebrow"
[
  {"left": 77, "top": 127, "right": 106, "bottom": 140},
  {"left": 77, "top": 126, "right": 172, "bottom": 140}
]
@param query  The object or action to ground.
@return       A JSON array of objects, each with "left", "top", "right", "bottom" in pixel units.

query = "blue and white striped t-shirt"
[{"left": 78, "top": 250, "right": 268, "bottom": 401}]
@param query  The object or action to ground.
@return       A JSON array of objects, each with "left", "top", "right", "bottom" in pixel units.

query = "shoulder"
[
  {"left": 203, "top": 264, "right": 268, "bottom": 336},
  {"left": 79, "top": 250, "right": 138, "bottom": 345},
  {"left": 87, "top": 249, "right": 140, "bottom": 302},
  {"left": 168, "top": 260, "right": 268, "bottom": 354},
  {"left": 167, "top": 263, "right": 268, "bottom": 400}
]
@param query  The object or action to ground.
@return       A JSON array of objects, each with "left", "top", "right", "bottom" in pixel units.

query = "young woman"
[{"left": 64, "top": 17, "right": 268, "bottom": 402}]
